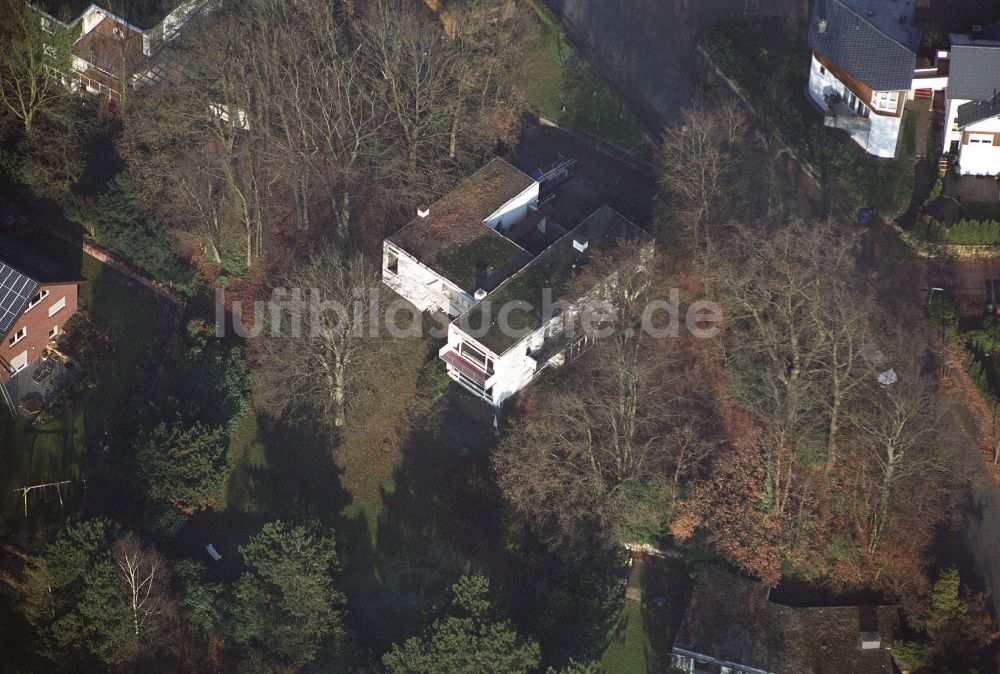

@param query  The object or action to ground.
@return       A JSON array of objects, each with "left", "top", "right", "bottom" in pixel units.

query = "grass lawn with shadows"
[
  {"left": 220, "top": 382, "right": 503, "bottom": 654},
  {"left": 601, "top": 556, "right": 692, "bottom": 674},
  {"left": 0, "top": 244, "right": 164, "bottom": 531},
  {"left": 514, "top": 1, "right": 650, "bottom": 155}
]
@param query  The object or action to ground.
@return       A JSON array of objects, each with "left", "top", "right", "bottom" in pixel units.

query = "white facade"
[
  {"left": 439, "top": 313, "right": 578, "bottom": 408},
  {"left": 483, "top": 182, "right": 540, "bottom": 233},
  {"left": 943, "top": 95, "right": 972, "bottom": 154},
  {"left": 382, "top": 241, "right": 474, "bottom": 316},
  {"left": 943, "top": 101, "right": 1000, "bottom": 175},
  {"left": 806, "top": 54, "right": 906, "bottom": 158},
  {"left": 381, "top": 180, "right": 539, "bottom": 318}
]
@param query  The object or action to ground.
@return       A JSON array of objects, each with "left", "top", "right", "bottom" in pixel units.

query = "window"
[
  {"left": 26, "top": 289, "right": 49, "bottom": 310},
  {"left": 49, "top": 325, "right": 59, "bottom": 340},
  {"left": 48, "top": 297, "right": 66, "bottom": 318},
  {"left": 968, "top": 133, "right": 994, "bottom": 144},
  {"left": 819, "top": 65, "right": 826, "bottom": 75},
  {"left": 386, "top": 251, "right": 399, "bottom": 275},
  {"left": 871, "top": 91, "right": 900, "bottom": 113},
  {"left": 460, "top": 342, "right": 493, "bottom": 373},
  {"left": 8, "top": 327, "right": 26, "bottom": 347}
]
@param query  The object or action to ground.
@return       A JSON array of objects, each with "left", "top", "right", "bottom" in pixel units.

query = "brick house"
[{"left": 0, "top": 239, "right": 81, "bottom": 413}]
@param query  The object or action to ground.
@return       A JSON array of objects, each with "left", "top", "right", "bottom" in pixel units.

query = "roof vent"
[
  {"left": 860, "top": 631, "right": 882, "bottom": 650},
  {"left": 417, "top": 207, "right": 430, "bottom": 218},
  {"left": 573, "top": 238, "right": 589, "bottom": 252},
  {"left": 818, "top": 18, "right": 828, "bottom": 33},
  {"left": 474, "top": 288, "right": 488, "bottom": 301}
]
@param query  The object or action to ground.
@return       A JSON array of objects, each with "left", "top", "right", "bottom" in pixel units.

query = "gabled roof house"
[
  {"left": 941, "top": 26, "right": 1000, "bottom": 175},
  {"left": 382, "top": 158, "right": 650, "bottom": 410},
  {"left": 806, "top": 0, "right": 922, "bottom": 158}
]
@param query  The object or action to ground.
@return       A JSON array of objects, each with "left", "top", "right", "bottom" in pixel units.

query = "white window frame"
[
  {"left": 871, "top": 91, "right": 900, "bottom": 113},
  {"left": 48, "top": 296, "right": 66, "bottom": 318},
  {"left": 8, "top": 326, "right": 26, "bottom": 347},
  {"left": 26, "top": 289, "right": 49, "bottom": 311},
  {"left": 49, "top": 325, "right": 59, "bottom": 340}
]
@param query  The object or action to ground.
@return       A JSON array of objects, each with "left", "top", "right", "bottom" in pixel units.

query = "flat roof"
[
  {"left": 674, "top": 571, "right": 899, "bottom": 674},
  {"left": 389, "top": 158, "right": 536, "bottom": 294},
  {"left": 454, "top": 206, "right": 648, "bottom": 355}
]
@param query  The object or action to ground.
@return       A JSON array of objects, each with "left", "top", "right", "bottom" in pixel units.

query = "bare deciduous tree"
[{"left": 253, "top": 247, "right": 415, "bottom": 430}]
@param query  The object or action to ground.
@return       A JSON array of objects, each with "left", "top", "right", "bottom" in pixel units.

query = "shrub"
[{"left": 63, "top": 172, "right": 195, "bottom": 293}]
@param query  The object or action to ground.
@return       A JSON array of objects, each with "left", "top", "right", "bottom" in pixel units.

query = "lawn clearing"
[
  {"left": 0, "top": 241, "right": 164, "bottom": 532},
  {"left": 601, "top": 556, "right": 693, "bottom": 673},
  {"left": 514, "top": 1, "right": 650, "bottom": 155}
]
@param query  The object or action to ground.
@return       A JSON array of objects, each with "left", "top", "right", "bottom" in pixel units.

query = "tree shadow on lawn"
[
  {"left": 179, "top": 413, "right": 356, "bottom": 584},
  {"left": 342, "top": 389, "right": 504, "bottom": 653}
]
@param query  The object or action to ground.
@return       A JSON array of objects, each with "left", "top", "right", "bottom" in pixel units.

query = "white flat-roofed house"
[
  {"left": 942, "top": 27, "right": 1000, "bottom": 176},
  {"left": 381, "top": 158, "right": 652, "bottom": 409},
  {"left": 382, "top": 158, "right": 538, "bottom": 317},
  {"left": 440, "top": 207, "right": 649, "bottom": 408},
  {"left": 806, "top": 0, "right": 921, "bottom": 158}
]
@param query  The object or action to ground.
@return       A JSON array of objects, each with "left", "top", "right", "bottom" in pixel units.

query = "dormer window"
[{"left": 26, "top": 289, "right": 49, "bottom": 311}]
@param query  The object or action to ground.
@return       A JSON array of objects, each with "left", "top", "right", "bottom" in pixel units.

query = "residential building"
[
  {"left": 29, "top": 0, "right": 211, "bottom": 100},
  {"left": 383, "top": 158, "right": 538, "bottom": 317},
  {"left": 941, "top": 25, "right": 1000, "bottom": 175},
  {"left": 671, "top": 571, "right": 899, "bottom": 674},
  {"left": 381, "top": 159, "right": 649, "bottom": 409},
  {"left": 0, "top": 232, "right": 81, "bottom": 414},
  {"left": 806, "top": 0, "right": 921, "bottom": 158},
  {"left": 443, "top": 206, "right": 648, "bottom": 408}
]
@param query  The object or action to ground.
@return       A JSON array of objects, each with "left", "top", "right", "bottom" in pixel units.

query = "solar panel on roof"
[{"left": 0, "top": 261, "right": 39, "bottom": 338}]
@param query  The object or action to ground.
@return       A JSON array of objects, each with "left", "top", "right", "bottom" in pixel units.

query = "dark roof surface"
[
  {"left": 673, "top": 571, "right": 899, "bottom": 674},
  {"left": 455, "top": 206, "right": 648, "bottom": 355},
  {"left": 389, "top": 158, "right": 536, "bottom": 293},
  {"left": 808, "top": 0, "right": 920, "bottom": 91},
  {"left": 0, "top": 262, "right": 39, "bottom": 340},
  {"left": 948, "top": 36, "right": 1000, "bottom": 101},
  {"left": 957, "top": 97, "right": 1000, "bottom": 128},
  {"left": 31, "top": 0, "right": 181, "bottom": 30}
]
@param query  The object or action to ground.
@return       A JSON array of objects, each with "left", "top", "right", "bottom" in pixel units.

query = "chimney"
[
  {"left": 573, "top": 238, "right": 589, "bottom": 252},
  {"left": 417, "top": 207, "right": 430, "bottom": 218},
  {"left": 474, "top": 289, "right": 488, "bottom": 301}
]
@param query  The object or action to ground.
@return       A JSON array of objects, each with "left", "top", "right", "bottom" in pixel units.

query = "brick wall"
[{"left": 1, "top": 283, "right": 79, "bottom": 384}]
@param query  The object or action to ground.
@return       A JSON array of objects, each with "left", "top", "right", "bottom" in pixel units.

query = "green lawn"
[
  {"left": 514, "top": 1, "right": 650, "bottom": 155},
  {"left": 0, "top": 245, "right": 160, "bottom": 530},
  {"left": 601, "top": 557, "right": 692, "bottom": 674}
]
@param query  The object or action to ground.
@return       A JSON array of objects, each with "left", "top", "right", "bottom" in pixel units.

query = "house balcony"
[
  {"left": 824, "top": 100, "right": 871, "bottom": 136},
  {"left": 439, "top": 346, "right": 490, "bottom": 388}
]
